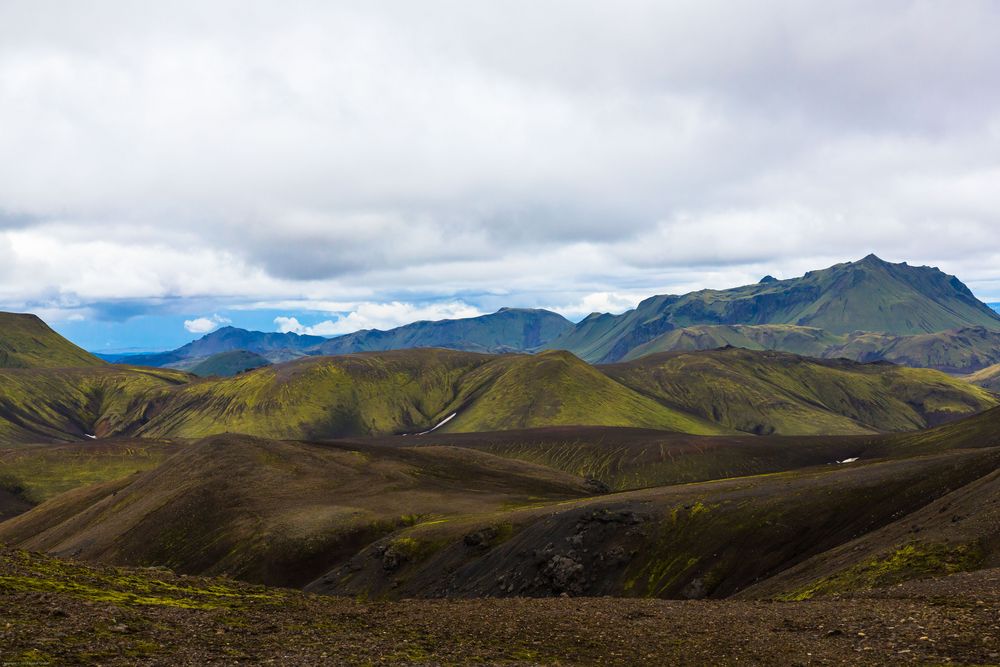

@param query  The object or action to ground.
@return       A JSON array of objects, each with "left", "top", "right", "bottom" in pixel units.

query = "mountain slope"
[
  {"left": 625, "top": 324, "right": 1000, "bottom": 373},
  {"left": 128, "top": 349, "right": 727, "bottom": 440},
  {"left": 0, "top": 433, "right": 597, "bottom": 587},
  {"left": 603, "top": 347, "right": 997, "bottom": 435},
  {"left": 314, "top": 307, "right": 573, "bottom": 355},
  {"left": 548, "top": 255, "right": 1000, "bottom": 363},
  {"left": 0, "top": 312, "right": 105, "bottom": 369},
  {"left": 0, "top": 366, "right": 191, "bottom": 444},
  {"left": 967, "top": 362, "right": 1000, "bottom": 392},
  {"left": 114, "top": 327, "right": 325, "bottom": 367}
]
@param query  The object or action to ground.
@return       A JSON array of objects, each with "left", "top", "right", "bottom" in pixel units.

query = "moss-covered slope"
[
  {"left": 0, "top": 312, "right": 105, "bottom": 369},
  {"left": 603, "top": 347, "right": 996, "bottom": 435}
]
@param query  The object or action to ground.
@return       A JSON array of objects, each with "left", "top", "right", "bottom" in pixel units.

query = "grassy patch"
[{"left": 783, "top": 541, "right": 985, "bottom": 600}]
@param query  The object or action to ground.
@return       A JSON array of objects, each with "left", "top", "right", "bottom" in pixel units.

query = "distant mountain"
[
  {"left": 118, "top": 326, "right": 326, "bottom": 367},
  {"left": 621, "top": 323, "right": 1000, "bottom": 373},
  {"left": 188, "top": 350, "right": 271, "bottom": 377},
  {"left": 0, "top": 312, "right": 105, "bottom": 369},
  {"left": 313, "top": 307, "right": 573, "bottom": 356},
  {"left": 547, "top": 255, "right": 1000, "bottom": 363}
]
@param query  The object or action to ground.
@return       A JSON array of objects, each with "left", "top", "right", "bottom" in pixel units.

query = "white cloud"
[
  {"left": 1, "top": 0, "right": 1000, "bottom": 316},
  {"left": 184, "top": 314, "right": 231, "bottom": 334},
  {"left": 275, "top": 301, "right": 483, "bottom": 336}
]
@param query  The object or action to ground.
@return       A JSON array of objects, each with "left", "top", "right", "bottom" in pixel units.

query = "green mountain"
[
  {"left": 0, "top": 312, "right": 105, "bottom": 369},
  {"left": 622, "top": 323, "right": 1000, "bottom": 373},
  {"left": 186, "top": 350, "right": 271, "bottom": 377},
  {"left": 313, "top": 307, "right": 573, "bottom": 355},
  {"left": 548, "top": 255, "right": 1000, "bottom": 362},
  {"left": 604, "top": 347, "right": 996, "bottom": 435}
]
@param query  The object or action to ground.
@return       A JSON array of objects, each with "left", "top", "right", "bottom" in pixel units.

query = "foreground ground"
[{"left": 1, "top": 548, "right": 998, "bottom": 666}]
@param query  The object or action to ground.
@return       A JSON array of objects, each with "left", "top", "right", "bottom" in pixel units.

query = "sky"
[{"left": 1, "top": 1, "right": 1000, "bottom": 351}]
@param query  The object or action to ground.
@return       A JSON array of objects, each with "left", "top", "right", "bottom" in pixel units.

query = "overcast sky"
[{"left": 2, "top": 1, "right": 1000, "bottom": 350}]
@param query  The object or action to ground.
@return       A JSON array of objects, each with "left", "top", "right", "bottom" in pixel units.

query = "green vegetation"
[
  {"left": 0, "top": 365, "right": 190, "bottom": 443},
  {"left": 0, "top": 439, "right": 178, "bottom": 503},
  {"left": 546, "top": 255, "right": 1000, "bottom": 363},
  {"left": 781, "top": 542, "right": 985, "bottom": 600},
  {"left": 604, "top": 347, "right": 997, "bottom": 435},
  {"left": 967, "top": 361, "right": 1000, "bottom": 392},
  {"left": 0, "top": 311, "right": 106, "bottom": 368},
  {"left": 0, "top": 548, "right": 286, "bottom": 609}
]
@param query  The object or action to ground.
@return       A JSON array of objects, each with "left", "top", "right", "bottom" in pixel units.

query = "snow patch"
[
  {"left": 84, "top": 434, "right": 97, "bottom": 440},
  {"left": 418, "top": 412, "right": 457, "bottom": 436},
  {"left": 836, "top": 457, "right": 859, "bottom": 464}
]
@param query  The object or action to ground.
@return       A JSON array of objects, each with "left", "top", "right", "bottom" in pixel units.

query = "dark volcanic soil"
[{"left": 1, "top": 548, "right": 998, "bottom": 666}]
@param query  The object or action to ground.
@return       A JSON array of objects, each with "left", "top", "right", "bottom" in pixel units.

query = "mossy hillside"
[
  {"left": 0, "top": 439, "right": 179, "bottom": 504},
  {"left": 604, "top": 347, "right": 997, "bottom": 435},
  {"left": 0, "top": 311, "right": 105, "bottom": 369},
  {"left": 781, "top": 542, "right": 985, "bottom": 600},
  {"left": 0, "top": 547, "right": 286, "bottom": 610},
  {"left": 967, "top": 362, "right": 1000, "bottom": 392},
  {"left": 132, "top": 349, "right": 495, "bottom": 439},
  {"left": 0, "top": 366, "right": 191, "bottom": 443},
  {"left": 131, "top": 349, "right": 729, "bottom": 440},
  {"left": 441, "top": 350, "right": 728, "bottom": 435},
  {"left": 740, "top": 451, "right": 1000, "bottom": 600}
]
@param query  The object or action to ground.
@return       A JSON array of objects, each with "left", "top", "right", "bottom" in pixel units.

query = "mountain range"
[
  {"left": 104, "top": 255, "right": 1000, "bottom": 375},
  {"left": 4, "top": 254, "right": 1000, "bottom": 665}
]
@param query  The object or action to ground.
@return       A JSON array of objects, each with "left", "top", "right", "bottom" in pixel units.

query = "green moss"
[
  {"left": 0, "top": 549, "right": 286, "bottom": 610},
  {"left": 783, "top": 541, "right": 985, "bottom": 600}
]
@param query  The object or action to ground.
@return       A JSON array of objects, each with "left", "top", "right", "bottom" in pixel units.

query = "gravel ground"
[{"left": 1, "top": 549, "right": 998, "bottom": 666}]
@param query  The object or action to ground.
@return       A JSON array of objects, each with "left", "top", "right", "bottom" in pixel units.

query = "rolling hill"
[
  {"left": 966, "top": 362, "right": 1000, "bottom": 392},
  {"left": 547, "top": 255, "right": 1000, "bottom": 362},
  {"left": 603, "top": 347, "right": 997, "bottom": 435},
  {"left": 0, "top": 433, "right": 598, "bottom": 587},
  {"left": 0, "top": 312, "right": 106, "bottom": 369},
  {"left": 126, "top": 349, "right": 727, "bottom": 440},
  {"left": 0, "top": 343, "right": 993, "bottom": 445}
]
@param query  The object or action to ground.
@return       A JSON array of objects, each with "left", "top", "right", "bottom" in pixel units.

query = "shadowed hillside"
[{"left": 0, "top": 434, "right": 599, "bottom": 587}]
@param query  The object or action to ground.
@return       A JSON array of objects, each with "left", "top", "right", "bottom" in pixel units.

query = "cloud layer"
[{"left": 1, "top": 0, "right": 999, "bottom": 338}]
